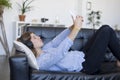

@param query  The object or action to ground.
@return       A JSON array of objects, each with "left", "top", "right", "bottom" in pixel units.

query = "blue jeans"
[{"left": 82, "top": 25, "right": 120, "bottom": 74}]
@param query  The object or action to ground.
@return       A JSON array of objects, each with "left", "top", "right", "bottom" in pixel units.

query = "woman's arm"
[
  {"left": 42, "top": 26, "right": 72, "bottom": 49},
  {"left": 68, "top": 16, "right": 83, "bottom": 41},
  {"left": 43, "top": 16, "right": 83, "bottom": 49}
]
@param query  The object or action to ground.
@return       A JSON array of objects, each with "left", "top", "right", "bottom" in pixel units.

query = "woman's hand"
[
  {"left": 68, "top": 15, "right": 83, "bottom": 41},
  {"left": 72, "top": 15, "right": 83, "bottom": 30}
]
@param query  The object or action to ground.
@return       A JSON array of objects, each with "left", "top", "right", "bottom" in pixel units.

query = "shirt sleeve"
[
  {"left": 42, "top": 28, "right": 71, "bottom": 50},
  {"left": 37, "top": 37, "right": 73, "bottom": 70}
]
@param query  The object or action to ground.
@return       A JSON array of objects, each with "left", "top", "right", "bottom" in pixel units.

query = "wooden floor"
[{"left": 0, "top": 55, "right": 10, "bottom": 80}]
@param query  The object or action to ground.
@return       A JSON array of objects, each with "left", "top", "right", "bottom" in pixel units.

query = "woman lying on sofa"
[{"left": 17, "top": 15, "right": 120, "bottom": 75}]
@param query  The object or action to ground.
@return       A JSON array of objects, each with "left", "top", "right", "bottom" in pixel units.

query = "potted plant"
[
  {"left": 87, "top": 10, "right": 102, "bottom": 31},
  {"left": 17, "top": 0, "right": 35, "bottom": 21},
  {"left": 0, "top": 0, "right": 11, "bottom": 17}
]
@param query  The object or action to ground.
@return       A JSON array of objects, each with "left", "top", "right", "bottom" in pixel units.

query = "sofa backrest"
[{"left": 25, "top": 26, "right": 119, "bottom": 62}]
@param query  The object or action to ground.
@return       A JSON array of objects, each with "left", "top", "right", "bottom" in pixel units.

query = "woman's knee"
[
  {"left": 96, "top": 25, "right": 114, "bottom": 36},
  {"left": 101, "top": 25, "right": 111, "bottom": 29},
  {"left": 100, "top": 25, "right": 113, "bottom": 32}
]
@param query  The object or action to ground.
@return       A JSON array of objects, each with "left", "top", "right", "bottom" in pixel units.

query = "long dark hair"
[
  {"left": 17, "top": 32, "right": 37, "bottom": 57},
  {"left": 17, "top": 32, "right": 32, "bottom": 41}
]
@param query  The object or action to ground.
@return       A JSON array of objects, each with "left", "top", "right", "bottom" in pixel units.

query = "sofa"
[{"left": 9, "top": 26, "right": 120, "bottom": 80}]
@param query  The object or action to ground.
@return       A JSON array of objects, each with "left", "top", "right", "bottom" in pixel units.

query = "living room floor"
[{"left": 0, "top": 55, "right": 10, "bottom": 80}]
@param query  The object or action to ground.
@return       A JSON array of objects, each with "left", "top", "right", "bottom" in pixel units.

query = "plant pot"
[{"left": 19, "top": 15, "right": 26, "bottom": 21}]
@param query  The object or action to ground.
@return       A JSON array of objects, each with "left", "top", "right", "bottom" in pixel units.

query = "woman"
[{"left": 17, "top": 16, "right": 120, "bottom": 74}]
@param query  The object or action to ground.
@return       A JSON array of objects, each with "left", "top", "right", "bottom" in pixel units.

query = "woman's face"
[{"left": 30, "top": 33, "right": 44, "bottom": 48}]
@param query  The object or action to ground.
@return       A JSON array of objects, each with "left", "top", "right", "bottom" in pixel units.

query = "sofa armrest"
[{"left": 9, "top": 53, "right": 29, "bottom": 80}]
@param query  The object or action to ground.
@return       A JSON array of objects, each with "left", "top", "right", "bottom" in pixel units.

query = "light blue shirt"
[{"left": 36, "top": 29, "right": 85, "bottom": 72}]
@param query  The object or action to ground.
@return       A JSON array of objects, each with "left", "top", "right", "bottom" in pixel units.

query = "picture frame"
[{"left": 86, "top": 2, "right": 92, "bottom": 10}]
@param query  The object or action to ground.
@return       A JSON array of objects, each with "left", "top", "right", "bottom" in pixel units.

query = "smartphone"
[{"left": 69, "top": 10, "right": 77, "bottom": 20}]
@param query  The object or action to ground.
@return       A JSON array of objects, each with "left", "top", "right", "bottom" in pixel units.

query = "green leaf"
[
  {"left": 87, "top": 10, "right": 102, "bottom": 27},
  {"left": 0, "top": 0, "right": 12, "bottom": 8},
  {"left": 16, "top": 0, "right": 35, "bottom": 15}
]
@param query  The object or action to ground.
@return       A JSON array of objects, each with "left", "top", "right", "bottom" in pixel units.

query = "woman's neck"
[{"left": 35, "top": 48, "right": 43, "bottom": 57}]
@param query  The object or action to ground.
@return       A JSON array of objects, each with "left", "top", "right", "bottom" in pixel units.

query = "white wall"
[
  {"left": 14, "top": 0, "right": 81, "bottom": 26},
  {"left": 1, "top": 0, "right": 120, "bottom": 55},
  {"left": 91, "top": 0, "right": 120, "bottom": 28},
  {"left": 82, "top": 0, "right": 120, "bottom": 29},
  {"left": 0, "top": 0, "right": 82, "bottom": 55}
]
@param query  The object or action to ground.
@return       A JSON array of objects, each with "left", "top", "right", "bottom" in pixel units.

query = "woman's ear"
[{"left": 26, "top": 40, "right": 33, "bottom": 49}]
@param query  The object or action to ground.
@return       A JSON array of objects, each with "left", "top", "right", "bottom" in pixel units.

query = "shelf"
[
  {"left": 16, "top": 21, "right": 65, "bottom": 27},
  {"left": 14, "top": 21, "right": 66, "bottom": 39}
]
